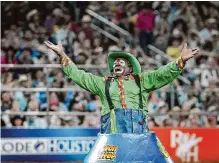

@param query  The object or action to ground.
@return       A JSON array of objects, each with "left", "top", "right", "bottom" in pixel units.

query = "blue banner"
[{"left": 1, "top": 128, "right": 100, "bottom": 162}]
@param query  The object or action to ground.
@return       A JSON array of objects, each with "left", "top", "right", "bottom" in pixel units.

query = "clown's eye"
[
  {"left": 120, "top": 61, "right": 125, "bottom": 66},
  {"left": 113, "top": 59, "right": 126, "bottom": 67}
]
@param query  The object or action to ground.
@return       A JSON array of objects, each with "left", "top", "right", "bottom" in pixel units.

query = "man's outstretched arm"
[
  {"left": 44, "top": 41, "right": 104, "bottom": 96},
  {"left": 141, "top": 43, "right": 199, "bottom": 92}
]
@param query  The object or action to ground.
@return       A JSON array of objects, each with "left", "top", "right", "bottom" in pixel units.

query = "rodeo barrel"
[{"left": 84, "top": 132, "right": 174, "bottom": 163}]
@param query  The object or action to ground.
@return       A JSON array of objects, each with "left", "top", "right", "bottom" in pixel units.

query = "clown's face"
[{"left": 113, "top": 58, "right": 132, "bottom": 77}]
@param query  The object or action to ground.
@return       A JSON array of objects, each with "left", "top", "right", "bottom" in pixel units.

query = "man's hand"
[
  {"left": 181, "top": 43, "right": 200, "bottom": 62},
  {"left": 44, "top": 41, "right": 65, "bottom": 57}
]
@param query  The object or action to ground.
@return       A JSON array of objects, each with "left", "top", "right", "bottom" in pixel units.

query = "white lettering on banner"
[
  {"left": 170, "top": 130, "right": 203, "bottom": 162},
  {"left": 1, "top": 139, "right": 48, "bottom": 155},
  {"left": 50, "top": 139, "right": 94, "bottom": 153},
  {"left": 193, "top": 68, "right": 219, "bottom": 87},
  {"left": 1, "top": 137, "right": 96, "bottom": 155}
]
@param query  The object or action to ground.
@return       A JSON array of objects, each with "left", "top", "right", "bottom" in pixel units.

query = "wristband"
[
  {"left": 61, "top": 55, "right": 71, "bottom": 67},
  {"left": 176, "top": 56, "right": 185, "bottom": 70}
]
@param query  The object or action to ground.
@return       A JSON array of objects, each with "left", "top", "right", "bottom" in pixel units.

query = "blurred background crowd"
[{"left": 1, "top": 1, "right": 219, "bottom": 129}]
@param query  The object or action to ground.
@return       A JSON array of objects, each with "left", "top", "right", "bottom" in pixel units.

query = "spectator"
[
  {"left": 166, "top": 35, "right": 183, "bottom": 59},
  {"left": 81, "top": 15, "right": 93, "bottom": 40},
  {"left": 135, "top": 3, "right": 155, "bottom": 55},
  {"left": 16, "top": 47, "right": 35, "bottom": 64},
  {"left": 2, "top": 72, "right": 15, "bottom": 87},
  {"left": 49, "top": 92, "right": 68, "bottom": 112},
  {"left": 1, "top": 46, "right": 17, "bottom": 72},
  {"left": 86, "top": 94, "right": 101, "bottom": 112},
  {"left": 154, "top": 102, "right": 169, "bottom": 127},
  {"left": 205, "top": 115, "right": 218, "bottom": 128},
  {"left": 82, "top": 111, "right": 100, "bottom": 128},
  {"left": 1, "top": 100, "right": 20, "bottom": 127},
  {"left": 69, "top": 92, "right": 87, "bottom": 112},
  {"left": 10, "top": 115, "right": 25, "bottom": 127},
  {"left": 32, "top": 115, "right": 48, "bottom": 128},
  {"left": 148, "top": 117, "right": 156, "bottom": 128},
  {"left": 1, "top": 119, "right": 6, "bottom": 127},
  {"left": 199, "top": 18, "right": 216, "bottom": 44},
  {"left": 60, "top": 115, "right": 80, "bottom": 127},
  {"left": 170, "top": 106, "right": 181, "bottom": 127},
  {"left": 1, "top": 92, "right": 13, "bottom": 112},
  {"left": 1, "top": 1, "right": 219, "bottom": 128},
  {"left": 32, "top": 69, "right": 45, "bottom": 87}
]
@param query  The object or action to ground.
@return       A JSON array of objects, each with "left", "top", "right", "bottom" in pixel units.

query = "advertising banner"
[
  {"left": 1, "top": 128, "right": 99, "bottom": 162},
  {"left": 151, "top": 128, "right": 219, "bottom": 162},
  {"left": 1, "top": 128, "right": 219, "bottom": 162}
]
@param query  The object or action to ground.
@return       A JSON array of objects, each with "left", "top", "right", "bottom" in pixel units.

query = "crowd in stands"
[{"left": 1, "top": 1, "right": 219, "bottom": 128}]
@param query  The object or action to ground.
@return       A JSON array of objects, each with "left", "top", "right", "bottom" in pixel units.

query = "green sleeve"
[
  {"left": 141, "top": 61, "right": 182, "bottom": 92},
  {"left": 61, "top": 55, "right": 104, "bottom": 96}
]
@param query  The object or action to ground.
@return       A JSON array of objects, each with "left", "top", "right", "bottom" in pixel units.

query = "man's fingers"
[
  {"left": 44, "top": 41, "right": 56, "bottom": 50},
  {"left": 44, "top": 40, "right": 63, "bottom": 56},
  {"left": 44, "top": 42, "right": 50, "bottom": 48},
  {"left": 183, "top": 43, "right": 187, "bottom": 50},
  {"left": 192, "top": 48, "right": 199, "bottom": 51},
  {"left": 44, "top": 41, "right": 54, "bottom": 46},
  {"left": 192, "top": 49, "right": 199, "bottom": 53},
  {"left": 58, "top": 41, "right": 63, "bottom": 49},
  {"left": 58, "top": 40, "right": 62, "bottom": 46},
  {"left": 192, "top": 49, "right": 199, "bottom": 55},
  {"left": 44, "top": 41, "right": 52, "bottom": 47},
  {"left": 46, "top": 41, "right": 54, "bottom": 45}
]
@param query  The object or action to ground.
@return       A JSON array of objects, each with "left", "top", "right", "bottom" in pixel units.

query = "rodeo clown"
[{"left": 45, "top": 40, "right": 199, "bottom": 163}]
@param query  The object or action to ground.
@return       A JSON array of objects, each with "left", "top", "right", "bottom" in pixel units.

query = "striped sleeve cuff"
[
  {"left": 61, "top": 55, "right": 71, "bottom": 67},
  {"left": 176, "top": 56, "right": 185, "bottom": 70}
]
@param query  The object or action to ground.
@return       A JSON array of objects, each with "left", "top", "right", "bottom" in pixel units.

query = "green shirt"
[{"left": 61, "top": 56, "right": 182, "bottom": 117}]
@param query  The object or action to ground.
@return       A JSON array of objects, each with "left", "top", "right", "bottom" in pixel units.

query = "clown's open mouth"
[{"left": 114, "top": 66, "right": 124, "bottom": 74}]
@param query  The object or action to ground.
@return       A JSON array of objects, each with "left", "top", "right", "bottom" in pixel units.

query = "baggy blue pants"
[
  {"left": 84, "top": 109, "right": 174, "bottom": 163},
  {"left": 100, "top": 109, "right": 149, "bottom": 134}
]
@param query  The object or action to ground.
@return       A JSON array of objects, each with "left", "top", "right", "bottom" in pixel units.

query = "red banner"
[{"left": 151, "top": 128, "right": 219, "bottom": 162}]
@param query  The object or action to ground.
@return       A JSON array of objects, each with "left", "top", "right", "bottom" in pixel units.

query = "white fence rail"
[
  {"left": 2, "top": 87, "right": 219, "bottom": 93},
  {"left": 1, "top": 111, "right": 218, "bottom": 116},
  {"left": 1, "top": 87, "right": 82, "bottom": 92},
  {"left": 1, "top": 111, "right": 93, "bottom": 116},
  {"left": 86, "top": 9, "right": 131, "bottom": 36},
  {"left": 1, "top": 63, "right": 219, "bottom": 128},
  {"left": 1, "top": 64, "right": 107, "bottom": 69}
]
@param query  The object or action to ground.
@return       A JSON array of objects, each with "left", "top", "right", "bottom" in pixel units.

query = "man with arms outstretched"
[{"left": 45, "top": 40, "right": 199, "bottom": 163}]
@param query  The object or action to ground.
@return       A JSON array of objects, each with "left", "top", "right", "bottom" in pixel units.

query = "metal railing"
[
  {"left": 1, "top": 111, "right": 94, "bottom": 116},
  {"left": 2, "top": 110, "right": 218, "bottom": 129},
  {"left": 86, "top": 9, "right": 161, "bottom": 66},
  {"left": 86, "top": 9, "right": 131, "bottom": 36},
  {"left": 1, "top": 63, "right": 219, "bottom": 129},
  {"left": 1, "top": 111, "right": 218, "bottom": 117},
  {"left": 90, "top": 24, "right": 159, "bottom": 67},
  {"left": 1, "top": 87, "right": 81, "bottom": 92},
  {"left": 1, "top": 63, "right": 108, "bottom": 128},
  {"left": 1, "top": 64, "right": 107, "bottom": 69},
  {"left": 148, "top": 44, "right": 174, "bottom": 61}
]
